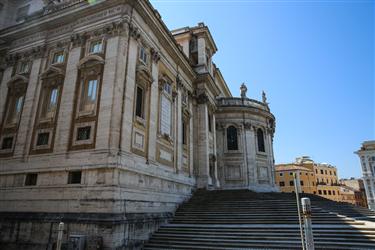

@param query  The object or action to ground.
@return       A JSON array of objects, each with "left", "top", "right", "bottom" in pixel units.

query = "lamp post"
[
  {"left": 294, "top": 172, "right": 305, "bottom": 250},
  {"left": 302, "top": 197, "right": 315, "bottom": 250},
  {"left": 56, "top": 222, "right": 64, "bottom": 250}
]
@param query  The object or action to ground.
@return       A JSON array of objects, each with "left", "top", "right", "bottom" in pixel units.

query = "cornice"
[{"left": 137, "top": 0, "right": 196, "bottom": 81}]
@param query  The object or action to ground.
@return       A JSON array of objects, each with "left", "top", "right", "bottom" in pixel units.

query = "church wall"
[{"left": 0, "top": 2, "right": 196, "bottom": 249}]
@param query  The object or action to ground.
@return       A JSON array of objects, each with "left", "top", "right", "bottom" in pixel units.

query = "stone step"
[
  {"left": 145, "top": 237, "right": 375, "bottom": 249},
  {"left": 153, "top": 232, "right": 375, "bottom": 241}
]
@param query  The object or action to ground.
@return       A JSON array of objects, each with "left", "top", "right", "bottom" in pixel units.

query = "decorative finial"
[
  {"left": 240, "top": 83, "right": 247, "bottom": 98},
  {"left": 262, "top": 90, "right": 267, "bottom": 103}
]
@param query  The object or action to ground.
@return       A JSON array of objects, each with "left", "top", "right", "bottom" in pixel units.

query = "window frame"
[
  {"left": 24, "top": 173, "right": 38, "bottom": 186},
  {"left": 256, "top": 128, "right": 266, "bottom": 153},
  {"left": 68, "top": 171, "right": 82, "bottom": 185},
  {"left": 88, "top": 39, "right": 104, "bottom": 55},
  {"left": 159, "top": 80, "right": 174, "bottom": 139},
  {"left": 226, "top": 125, "right": 239, "bottom": 151},
  {"left": 77, "top": 77, "right": 100, "bottom": 117},
  {"left": 51, "top": 50, "right": 65, "bottom": 65}
]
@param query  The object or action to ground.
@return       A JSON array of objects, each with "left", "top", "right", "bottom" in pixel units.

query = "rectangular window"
[
  {"left": 68, "top": 171, "right": 82, "bottom": 184},
  {"left": 7, "top": 96, "right": 24, "bottom": 125},
  {"left": 25, "top": 173, "right": 37, "bottom": 186},
  {"left": 89, "top": 40, "right": 102, "bottom": 53},
  {"left": 289, "top": 172, "right": 293, "bottom": 176},
  {"left": 323, "top": 190, "right": 327, "bottom": 195},
  {"left": 289, "top": 181, "right": 294, "bottom": 186},
  {"left": 18, "top": 61, "right": 29, "bottom": 74},
  {"left": 325, "top": 170, "right": 327, "bottom": 175},
  {"left": 328, "top": 190, "right": 332, "bottom": 195},
  {"left": 139, "top": 47, "right": 147, "bottom": 64},
  {"left": 42, "top": 87, "right": 59, "bottom": 119},
  {"left": 87, "top": 80, "right": 98, "bottom": 102},
  {"left": 77, "top": 126, "right": 91, "bottom": 141},
  {"left": 318, "top": 190, "right": 322, "bottom": 195},
  {"left": 279, "top": 181, "right": 285, "bottom": 187},
  {"left": 333, "top": 190, "right": 336, "bottom": 195},
  {"left": 329, "top": 171, "right": 332, "bottom": 175},
  {"left": 315, "top": 169, "right": 318, "bottom": 174},
  {"left": 80, "top": 79, "right": 98, "bottom": 112},
  {"left": 1, "top": 137, "right": 13, "bottom": 149},
  {"left": 279, "top": 173, "right": 283, "bottom": 177},
  {"left": 135, "top": 86, "right": 144, "bottom": 118},
  {"left": 320, "top": 169, "right": 324, "bottom": 174},
  {"left": 52, "top": 51, "right": 64, "bottom": 64},
  {"left": 160, "top": 94, "right": 172, "bottom": 136},
  {"left": 300, "top": 181, "right": 304, "bottom": 186},
  {"left": 36, "top": 132, "right": 49, "bottom": 146},
  {"left": 163, "top": 83, "right": 172, "bottom": 95}
]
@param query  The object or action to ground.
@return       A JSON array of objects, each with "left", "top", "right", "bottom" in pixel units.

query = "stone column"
[
  {"left": 215, "top": 122, "right": 224, "bottom": 187},
  {"left": 176, "top": 87, "right": 183, "bottom": 173},
  {"left": 54, "top": 46, "right": 81, "bottom": 153},
  {"left": 14, "top": 57, "right": 42, "bottom": 158},
  {"left": 245, "top": 126, "right": 257, "bottom": 188},
  {"left": 189, "top": 98, "right": 194, "bottom": 177},
  {"left": 212, "top": 114, "right": 220, "bottom": 188},
  {"left": 0, "top": 67, "right": 12, "bottom": 123},
  {"left": 121, "top": 38, "right": 138, "bottom": 153},
  {"left": 96, "top": 35, "right": 127, "bottom": 151},
  {"left": 195, "top": 96, "right": 210, "bottom": 188},
  {"left": 266, "top": 130, "right": 276, "bottom": 187},
  {"left": 147, "top": 55, "right": 159, "bottom": 163}
]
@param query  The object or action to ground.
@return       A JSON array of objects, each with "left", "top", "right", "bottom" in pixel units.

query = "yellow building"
[
  {"left": 276, "top": 156, "right": 341, "bottom": 201},
  {"left": 313, "top": 163, "right": 341, "bottom": 201},
  {"left": 275, "top": 164, "right": 317, "bottom": 194}
]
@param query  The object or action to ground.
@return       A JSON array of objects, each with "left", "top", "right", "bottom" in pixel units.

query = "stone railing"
[
  {"left": 216, "top": 97, "right": 269, "bottom": 111},
  {"left": 42, "top": 0, "right": 88, "bottom": 16}
]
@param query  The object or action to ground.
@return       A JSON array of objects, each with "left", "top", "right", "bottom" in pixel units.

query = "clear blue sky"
[{"left": 150, "top": 0, "right": 374, "bottom": 179}]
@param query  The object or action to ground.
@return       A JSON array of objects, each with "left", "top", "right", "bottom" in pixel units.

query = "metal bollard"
[
  {"left": 302, "top": 198, "right": 315, "bottom": 250},
  {"left": 56, "top": 222, "right": 64, "bottom": 250}
]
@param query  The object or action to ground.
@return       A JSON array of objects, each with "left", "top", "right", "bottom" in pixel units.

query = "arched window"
[
  {"left": 227, "top": 126, "right": 238, "bottom": 150},
  {"left": 257, "top": 128, "right": 265, "bottom": 152}
]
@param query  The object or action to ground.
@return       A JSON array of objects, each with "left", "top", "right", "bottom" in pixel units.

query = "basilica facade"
[{"left": 0, "top": 0, "right": 276, "bottom": 249}]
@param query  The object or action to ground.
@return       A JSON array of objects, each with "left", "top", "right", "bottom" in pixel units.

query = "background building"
[
  {"left": 276, "top": 156, "right": 341, "bottom": 201},
  {"left": 275, "top": 164, "right": 317, "bottom": 194},
  {"left": 355, "top": 141, "right": 375, "bottom": 210}
]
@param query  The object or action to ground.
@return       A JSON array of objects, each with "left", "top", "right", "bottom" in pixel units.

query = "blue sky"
[{"left": 150, "top": 0, "right": 374, "bottom": 178}]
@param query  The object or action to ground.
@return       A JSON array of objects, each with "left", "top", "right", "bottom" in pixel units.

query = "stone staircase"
[{"left": 143, "top": 189, "right": 375, "bottom": 249}]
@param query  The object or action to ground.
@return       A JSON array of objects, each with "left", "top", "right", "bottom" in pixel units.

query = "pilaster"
[
  {"left": 121, "top": 38, "right": 138, "bottom": 153},
  {"left": 14, "top": 58, "right": 42, "bottom": 158},
  {"left": 0, "top": 67, "right": 12, "bottom": 123},
  {"left": 176, "top": 87, "right": 183, "bottom": 173},
  {"left": 245, "top": 126, "right": 257, "bottom": 187},
  {"left": 54, "top": 46, "right": 81, "bottom": 153},
  {"left": 195, "top": 99, "right": 210, "bottom": 188},
  {"left": 96, "top": 35, "right": 126, "bottom": 151},
  {"left": 147, "top": 56, "right": 159, "bottom": 163}
]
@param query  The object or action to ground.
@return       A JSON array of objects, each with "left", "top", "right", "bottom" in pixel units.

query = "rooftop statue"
[{"left": 240, "top": 83, "right": 247, "bottom": 98}]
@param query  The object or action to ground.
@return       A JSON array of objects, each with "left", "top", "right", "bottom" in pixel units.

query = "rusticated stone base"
[{"left": 0, "top": 212, "right": 172, "bottom": 250}]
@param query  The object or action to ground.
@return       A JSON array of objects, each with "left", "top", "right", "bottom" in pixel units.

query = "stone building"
[
  {"left": 0, "top": 0, "right": 277, "bottom": 249},
  {"left": 355, "top": 141, "right": 375, "bottom": 211},
  {"left": 275, "top": 156, "right": 341, "bottom": 201}
]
